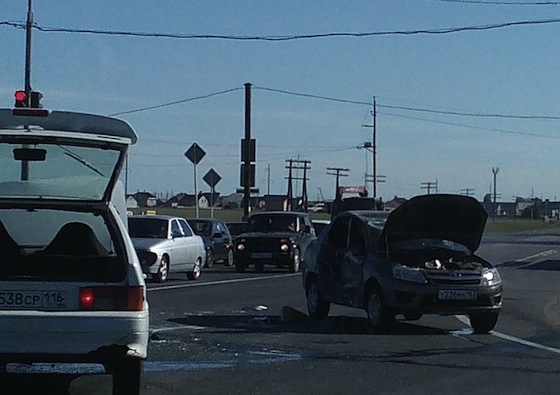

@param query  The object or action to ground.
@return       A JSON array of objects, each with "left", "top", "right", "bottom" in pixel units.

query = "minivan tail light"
[{"left": 79, "top": 286, "right": 144, "bottom": 311}]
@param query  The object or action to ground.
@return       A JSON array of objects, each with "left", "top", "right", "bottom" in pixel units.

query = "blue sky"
[{"left": 2, "top": 1, "right": 560, "bottom": 202}]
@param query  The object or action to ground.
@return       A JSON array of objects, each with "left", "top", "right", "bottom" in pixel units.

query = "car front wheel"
[
  {"left": 204, "top": 249, "right": 214, "bottom": 268},
  {"left": 187, "top": 258, "right": 201, "bottom": 280},
  {"left": 112, "top": 358, "right": 141, "bottom": 395},
  {"left": 365, "top": 286, "right": 393, "bottom": 331},
  {"left": 224, "top": 249, "right": 234, "bottom": 266},
  {"left": 152, "top": 256, "right": 169, "bottom": 283},
  {"left": 469, "top": 312, "right": 499, "bottom": 334},
  {"left": 306, "top": 277, "right": 330, "bottom": 319}
]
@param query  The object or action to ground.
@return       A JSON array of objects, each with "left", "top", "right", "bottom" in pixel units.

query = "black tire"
[
  {"left": 365, "top": 285, "right": 393, "bottom": 331},
  {"left": 187, "top": 258, "right": 201, "bottom": 280},
  {"left": 235, "top": 262, "right": 246, "bottom": 273},
  {"left": 204, "top": 249, "right": 214, "bottom": 268},
  {"left": 403, "top": 311, "right": 423, "bottom": 321},
  {"left": 255, "top": 263, "right": 265, "bottom": 273},
  {"left": 152, "top": 256, "right": 169, "bottom": 283},
  {"left": 306, "top": 277, "right": 330, "bottom": 319},
  {"left": 112, "top": 358, "right": 141, "bottom": 395},
  {"left": 289, "top": 248, "right": 300, "bottom": 273},
  {"left": 224, "top": 249, "right": 234, "bottom": 267},
  {"left": 469, "top": 312, "right": 499, "bottom": 334}
]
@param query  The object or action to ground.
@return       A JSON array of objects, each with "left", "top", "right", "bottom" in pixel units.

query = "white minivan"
[{"left": 0, "top": 109, "right": 149, "bottom": 394}]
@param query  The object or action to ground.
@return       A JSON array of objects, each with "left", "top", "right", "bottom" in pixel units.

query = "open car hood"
[{"left": 381, "top": 194, "right": 487, "bottom": 252}]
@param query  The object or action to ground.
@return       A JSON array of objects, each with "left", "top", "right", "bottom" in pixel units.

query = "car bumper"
[
  {"left": 235, "top": 251, "right": 294, "bottom": 267},
  {"left": 382, "top": 278, "right": 503, "bottom": 315},
  {"left": 0, "top": 310, "right": 149, "bottom": 363}
]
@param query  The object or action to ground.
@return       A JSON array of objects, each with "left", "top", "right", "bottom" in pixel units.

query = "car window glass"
[
  {"left": 128, "top": 218, "right": 168, "bottom": 238},
  {"left": 171, "top": 220, "right": 183, "bottom": 237},
  {"left": 178, "top": 219, "right": 193, "bottom": 237},
  {"left": 328, "top": 216, "right": 350, "bottom": 248},
  {"left": 349, "top": 217, "right": 366, "bottom": 256}
]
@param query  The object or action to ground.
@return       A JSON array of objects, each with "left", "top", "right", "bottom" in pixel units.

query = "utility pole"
[
  {"left": 361, "top": 97, "right": 377, "bottom": 198},
  {"left": 267, "top": 163, "right": 271, "bottom": 195},
  {"left": 492, "top": 167, "right": 500, "bottom": 222},
  {"left": 327, "top": 167, "right": 349, "bottom": 200},
  {"left": 243, "top": 82, "right": 252, "bottom": 220},
  {"left": 285, "top": 159, "right": 311, "bottom": 211},
  {"left": 420, "top": 180, "right": 438, "bottom": 195},
  {"left": 461, "top": 188, "right": 474, "bottom": 197}
]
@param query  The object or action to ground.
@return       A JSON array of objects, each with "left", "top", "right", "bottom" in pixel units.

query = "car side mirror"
[
  {"left": 213, "top": 232, "right": 222, "bottom": 238},
  {"left": 303, "top": 225, "right": 311, "bottom": 233}
]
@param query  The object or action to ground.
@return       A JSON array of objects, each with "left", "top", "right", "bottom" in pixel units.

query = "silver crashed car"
[
  {"left": 0, "top": 109, "right": 149, "bottom": 394},
  {"left": 128, "top": 215, "right": 206, "bottom": 282}
]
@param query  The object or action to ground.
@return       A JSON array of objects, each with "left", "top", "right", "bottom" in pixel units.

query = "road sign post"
[
  {"left": 185, "top": 143, "right": 206, "bottom": 218},
  {"left": 203, "top": 168, "right": 222, "bottom": 218}
]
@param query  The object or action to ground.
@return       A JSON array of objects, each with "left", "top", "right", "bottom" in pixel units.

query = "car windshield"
[
  {"left": 249, "top": 215, "right": 297, "bottom": 233},
  {"left": 128, "top": 218, "right": 168, "bottom": 238},
  {"left": 188, "top": 220, "right": 212, "bottom": 236},
  {"left": 0, "top": 139, "right": 122, "bottom": 201}
]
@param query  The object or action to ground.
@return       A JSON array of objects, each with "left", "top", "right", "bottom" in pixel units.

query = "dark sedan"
[
  {"left": 187, "top": 218, "right": 234, "bottom": 268},
  {"left": 302, "top": 194, "right": 502, "bottom": 333}
]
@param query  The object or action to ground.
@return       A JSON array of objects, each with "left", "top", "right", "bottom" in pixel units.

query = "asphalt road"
[{"left": 6, "top": 230, "right": 560, "bottom": 394}]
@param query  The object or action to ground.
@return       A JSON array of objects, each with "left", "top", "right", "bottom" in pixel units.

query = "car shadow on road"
[{"left": 167, "top": 308, "right": 448, "bottom": 336}]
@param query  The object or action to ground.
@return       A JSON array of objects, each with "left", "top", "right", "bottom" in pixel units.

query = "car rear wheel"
[
  {"left": 187, "top": 258, "right": 201, "bottom": 280},
  {"left": 366, "top": 286, "right": 393, "bottom": 331},
  {"left": 204, "top": 249, "right": 214, "bottom": 268},
  {"left": 112, "top": 358, "right": 141, "bottom": 395},
  {"left": 289, "top": 248, "right": 300, "bottom": 273},
  {"left": 306, "top": 277, "right": 330, "bottom": 319},
  {"left": 469, "top": 312, "right": 499, "bottom": 334},
  {"left": 152, "top": 256, "right": 169, "bottom": 283},
  {"left": 224, "top": 249, "right": 234, "bottom": 266}
]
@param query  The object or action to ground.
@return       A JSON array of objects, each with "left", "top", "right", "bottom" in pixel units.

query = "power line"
[
  {"left": 431, "top": 0, "right": 560, "bottom": 5},
  {"left": 255, "top": 85, "right": 560, "bottom": 121},
  {"left": 3, "top": 18, "right": 560, "bottom": 40},
  {"left": 108, "top": 87, "right": 243, "bottom": 116},
  {"left": 380, "top": 110, "right": 560, "bottom": 140}
]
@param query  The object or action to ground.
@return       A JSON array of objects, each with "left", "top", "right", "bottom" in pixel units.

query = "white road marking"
[
  {"left": 148, "top": 272, "right": 299, "bottom": 292},
  {"left": 454, "top": 315, "right": 560, "bottom": 355}
]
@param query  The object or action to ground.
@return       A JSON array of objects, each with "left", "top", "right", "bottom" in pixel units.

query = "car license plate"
[
  {"left": 0, "top": 291, "right": 67, "bottom": 309},
  {"left": 251, "top": 252, "right": 272, "bottom": 259},
  {"left": 438, "top": 290, "right": 477, "bottom": 300}
]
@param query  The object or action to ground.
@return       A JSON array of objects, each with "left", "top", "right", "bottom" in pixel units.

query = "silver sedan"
[{"left": 128, "top": 215, "right": 206, "bottom": 282}]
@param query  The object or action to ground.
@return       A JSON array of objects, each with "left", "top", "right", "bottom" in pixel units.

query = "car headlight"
[
  {"left": 236, "top": 243, "right": 245, "bottom": 252},
  {"left": 392, "top": 264, "right": 426, "bottom": 284},
  {"left": 482, "top": 268, "right": 501, "bottom": 286},
  {"left": 280, "top": 243, "right": 290, "bottom": 252}
]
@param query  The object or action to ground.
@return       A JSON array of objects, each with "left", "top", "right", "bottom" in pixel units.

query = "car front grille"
[{"left": 426, "top": 272, "right": 481, "bottom": 286}]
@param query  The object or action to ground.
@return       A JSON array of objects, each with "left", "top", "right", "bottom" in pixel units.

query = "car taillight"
[{"left": 79, "top": 286, "right": 144, "bottom": 311}]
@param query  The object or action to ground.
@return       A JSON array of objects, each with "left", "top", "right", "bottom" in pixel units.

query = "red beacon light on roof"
[
  {"left": 12, "top": 89, "right": 48, "bottom": 117},
  {"left": 14, "top": 90, "right": 28, "bottom": 107}
]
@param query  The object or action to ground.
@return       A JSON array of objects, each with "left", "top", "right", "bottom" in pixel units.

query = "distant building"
[
  {"left": 130, "top": 191, "right": 160, "bottom": 208},
  {"left": 384, "top": 196, "right": 407, "bottom": 211}
]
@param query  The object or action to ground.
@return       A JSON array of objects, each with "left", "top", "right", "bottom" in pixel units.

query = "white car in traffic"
[{"left": 0, "top": 109, "right": 149, "bottom": 394}]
